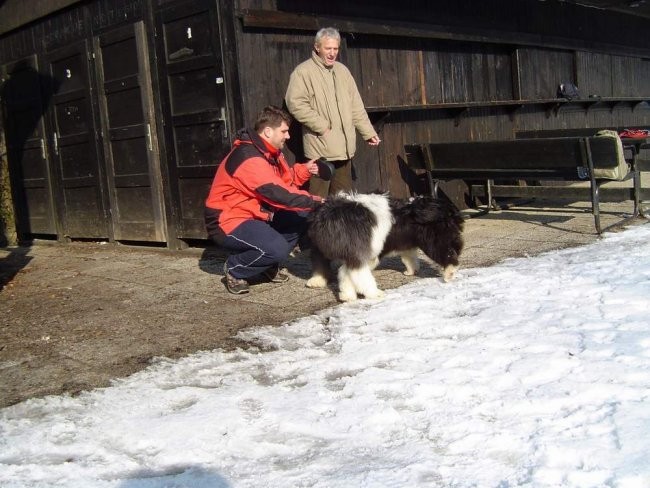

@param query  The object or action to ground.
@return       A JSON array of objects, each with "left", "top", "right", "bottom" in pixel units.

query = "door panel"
[
  {"left": 94, "top": 22, "right": 166, "bottom": 242},
  {"left": 46, "top": 41, "right": 109, "bottom": 238},
  {"left": 1, "top": 56, "right": 57, "bottom": 237},
  {"left": 157, "top": 0, "right": 230, "bottom": 239}
]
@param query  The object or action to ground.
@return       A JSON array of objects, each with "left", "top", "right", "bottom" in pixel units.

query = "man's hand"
[
  {"left": 367, "top": 135, "right": 381, "bottom": 146},
  {"left": 305, "top": 159, "right": 319, "bottom": 175}
]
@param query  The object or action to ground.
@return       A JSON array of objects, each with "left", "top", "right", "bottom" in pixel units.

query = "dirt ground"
[
  {"left": 0, "top": 242, "right": 342, "bottom": 408},
  {"left": 1, "top": 202, "right": 644, "bottom": 409}
]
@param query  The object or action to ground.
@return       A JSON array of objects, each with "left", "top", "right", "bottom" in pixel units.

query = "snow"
[{"left": 1, "top": 225, "right": 650, "bottom": 488}]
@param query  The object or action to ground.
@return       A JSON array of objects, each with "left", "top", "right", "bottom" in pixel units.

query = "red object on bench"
[{"left": 619, "top": 129, "right": 650, "bottom": 139}]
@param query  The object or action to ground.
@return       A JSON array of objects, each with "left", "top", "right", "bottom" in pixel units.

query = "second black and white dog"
[{"left": 306, "top": 192, "right": 464, "bottom": 302}]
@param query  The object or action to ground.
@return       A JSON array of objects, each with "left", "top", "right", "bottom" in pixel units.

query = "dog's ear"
[{"left": 410, "top": 196, "right": 462, "bottom": 225}]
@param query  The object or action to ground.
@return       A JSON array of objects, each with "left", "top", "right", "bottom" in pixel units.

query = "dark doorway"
[
  {"left": 93, "top": 21, "right": 167, "bottom": 242},
  {"left": 1, "top": 56, "right": 58, "bottom": 239},
  {"left": 44, "top": 40, "right": 109, "bottom": 239},
  {"left": 155, "top": 0, "right": 231, "bottom": 241}
]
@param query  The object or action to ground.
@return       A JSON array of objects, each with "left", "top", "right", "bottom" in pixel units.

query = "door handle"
[
  {"left": 40, "top": 138, "right": 46, "bottom": 159},
  {"left": 146, "top": 123, "right": 152, "bottom": 151},
  {"left": 53, "top": 132, "right": 59, "bottom": 155},
  {"left": 219, "top": 107, "right": 228, "bottom": 140}
]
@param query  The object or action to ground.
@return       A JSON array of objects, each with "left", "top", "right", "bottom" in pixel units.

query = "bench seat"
[{"left": 405, "top": 136, "right": 643, "bottom": 234}]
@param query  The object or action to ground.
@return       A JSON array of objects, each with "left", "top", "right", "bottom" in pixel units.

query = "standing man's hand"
[{"left": 367, "top": 135, "right": 381, "bottom": 146}]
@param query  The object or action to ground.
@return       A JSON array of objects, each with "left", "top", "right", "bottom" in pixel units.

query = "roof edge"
[{"left": 0, "top": 0, "right": 83, "bottom": 36}]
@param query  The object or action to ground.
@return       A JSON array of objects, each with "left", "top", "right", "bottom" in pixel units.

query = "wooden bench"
[{"left": 404, "top": 136, "right": 643, "bottom": 234}]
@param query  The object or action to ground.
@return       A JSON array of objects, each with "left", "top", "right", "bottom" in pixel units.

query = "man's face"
[
  {"left": 315, "top": 37, "right": 340, "bottom": 67},
  {"left": 265, "top": 121, "right": 290, "bottom": 150}
]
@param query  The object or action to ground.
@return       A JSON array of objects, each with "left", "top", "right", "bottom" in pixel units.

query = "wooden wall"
[
  {"left": 2, "top": 0, "right": 650, "bottom": 245},
  {"left": 233, "top": 0, "right": 650, "bottom": 201}
]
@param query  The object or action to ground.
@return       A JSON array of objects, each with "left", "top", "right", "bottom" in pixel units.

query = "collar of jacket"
[
  {"left": 311, "top": 50, "right": 335, "bottom": 71},
  {"left": 234, "top": 128, "right": 281, "bottom": 165}
]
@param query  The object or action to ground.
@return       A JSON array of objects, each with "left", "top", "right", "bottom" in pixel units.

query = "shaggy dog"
[{"left": 306, "top": 193, "right": 464, "bottom": 302}]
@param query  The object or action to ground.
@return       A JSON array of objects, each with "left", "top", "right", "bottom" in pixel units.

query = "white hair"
[{"left": 314, "top": 27, "right": 340, "bottom": 46}]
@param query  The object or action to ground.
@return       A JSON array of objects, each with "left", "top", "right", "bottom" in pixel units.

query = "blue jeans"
[{"left": 222, "top": 211, "right": 307, "bottom": 280}]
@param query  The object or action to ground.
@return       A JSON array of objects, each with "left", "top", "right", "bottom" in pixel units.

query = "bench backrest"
[{"left": 405, "top": 136, "right": 626, "bottom": 180}]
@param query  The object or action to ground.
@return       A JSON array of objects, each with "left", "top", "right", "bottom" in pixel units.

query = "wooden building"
[{"left": 1, "top": 0, "right": 649, "bottom": 248}]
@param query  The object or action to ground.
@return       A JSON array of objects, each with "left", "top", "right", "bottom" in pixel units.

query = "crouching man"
[{"left": 204, "top": 105, "right": 324, "bottom": 294}]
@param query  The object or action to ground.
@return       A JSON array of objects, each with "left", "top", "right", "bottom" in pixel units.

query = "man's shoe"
[
  {"left": 263, "top": 265, "right": 290, "bottom": 283},
  {"left": 223, "top": 263, "right": 249, "bottom": 294}
]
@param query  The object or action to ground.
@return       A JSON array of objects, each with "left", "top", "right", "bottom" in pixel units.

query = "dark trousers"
[
  {"left": 221, "top": 211, "right": 307, "bottom": 280},
  {"left": 308, "top": 159, "right": 353, "bottom": 197}
]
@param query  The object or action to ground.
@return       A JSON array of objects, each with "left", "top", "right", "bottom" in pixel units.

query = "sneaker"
[
  {"left": 263, "top": 265, "right": 290, "bottom": 283},
  {"left": 223, "top": 262, "right": 249, "bottom": 294}
]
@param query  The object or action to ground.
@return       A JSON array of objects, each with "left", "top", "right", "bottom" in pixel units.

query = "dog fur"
[{"left": 306, "top": 192, "right": 464, "bottom": 301}]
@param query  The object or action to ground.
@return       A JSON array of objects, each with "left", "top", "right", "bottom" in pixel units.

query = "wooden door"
[
  {"left": 93, "top": 22, "right": 166, "bottom": 242},
  {"left": 156, "top": 0, "right": 230, "bottom": 240},
  {"left": 45, "top": 41, "right": 109, "bottom": 239},
  {"left": 1, "top": 55, "right": 58, "bottom": 238}
]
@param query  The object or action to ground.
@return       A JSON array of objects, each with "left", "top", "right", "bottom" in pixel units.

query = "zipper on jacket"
[{"left": 332, "top": 69, "right": 351, "bottom": 160}]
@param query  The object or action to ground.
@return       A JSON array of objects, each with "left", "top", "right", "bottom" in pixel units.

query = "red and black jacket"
[{"left": 205, "top": 128, "right": 322, "bottom": 237}]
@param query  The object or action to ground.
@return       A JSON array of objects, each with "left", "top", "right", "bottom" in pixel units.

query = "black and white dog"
[{"left": 306, "top": 192, "right": 464, "bottom": 301}]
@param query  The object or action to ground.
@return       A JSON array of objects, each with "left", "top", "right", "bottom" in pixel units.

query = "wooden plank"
[
  {"left": 367, "top": 99, "right": 564, "bottom": 113},
  {"left": 471, "top": 184, "right": 640, "bottom": 202},
  {"left": 238, "top": 8, "right": 650, "bottom": 58},
  {"left": 408, "top": 137, "right": 627, "bottom": 176},
  {"left": 517, "top": 47, "right": 574, "bottom": 100}
]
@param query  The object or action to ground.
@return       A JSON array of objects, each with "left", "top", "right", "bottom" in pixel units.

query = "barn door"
[
  {"left": 44, "top": 41, "right": 109, "bottom": 239},
  {"left": 1, "top": 55, "right": 58, "bottom": 238},
  {"left": 93, "top": 22, "right": 166, "bottom": 242},
  {"left": 156, "top": 0, "right": 230, "bottom": 240}
]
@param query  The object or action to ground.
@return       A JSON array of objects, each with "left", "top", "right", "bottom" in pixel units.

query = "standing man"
[
  {"left": 285, "top": 27, "right": 380, "bottom": 198},
  {"left": 205, "top": 106, "right": 325, "bottom": 295}
]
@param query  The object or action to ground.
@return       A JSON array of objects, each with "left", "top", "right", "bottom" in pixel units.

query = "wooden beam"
[
  {"left": 511, "top": 49, "right": 522, "bottom": 101},
  {"left": 238, "top": 8, "right": 650, "bottom": 58},
  {"left": 417, "top": 50, "right": 426, "bottom": 105}
]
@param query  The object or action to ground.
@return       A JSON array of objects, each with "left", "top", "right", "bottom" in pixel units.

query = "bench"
[{"left": 404, "top": 136, "right": 643, "bottom": 234}]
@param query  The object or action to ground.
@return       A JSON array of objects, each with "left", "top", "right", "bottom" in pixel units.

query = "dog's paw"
[
  {"left": 442, "top": 265, "right": 457, "bottom": 282},
  {"left": 362, "top": 289, "right": 385, "bottom": 299},
  {"left": 400, "top": 252, "right": 419, "bottom": 276},
  {"left": 338, "top": 291, "right": 358, "bottom": 302},
  {"left": 306, "top": 275, "right": 328, "bottom": 288}
]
